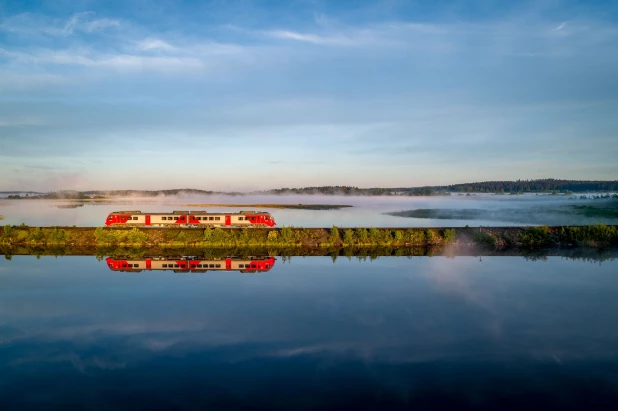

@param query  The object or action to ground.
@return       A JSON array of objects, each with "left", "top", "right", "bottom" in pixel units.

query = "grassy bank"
[
  {"left": 1, "top": 224, "right": 617, "bottom": 250},
  {"left": 0, "top": 225, "right": 460, "bottom": 248}
]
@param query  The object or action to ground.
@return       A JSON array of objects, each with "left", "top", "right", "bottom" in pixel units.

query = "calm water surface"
[{"left": 1, "top": 255, "right": 618, "bottom": 410}]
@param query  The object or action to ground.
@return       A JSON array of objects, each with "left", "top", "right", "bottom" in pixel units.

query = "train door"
[
  {"left": 145, "top": 215, "right": 151, "bottom": 226},
  {"left": 146, "top": 259, "right": 152, "bottom": 270},
  {"left": 225, "top": 215, "right": 231, "bottom": 226},
  {"left": 225, "top": 258, "right": 232, "bottom": 270}
]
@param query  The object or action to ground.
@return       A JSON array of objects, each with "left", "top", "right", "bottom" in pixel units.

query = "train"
[
  {"left": 105, "top": 210, "right": 276, "bottom": 227},
  {"left": 106, "top": 256, "right": 276, "bottom": 273}
]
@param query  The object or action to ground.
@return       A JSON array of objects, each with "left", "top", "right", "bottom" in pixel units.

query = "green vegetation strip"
[{"left": 1, "top": 224, "right": 617, "bottom": 250}]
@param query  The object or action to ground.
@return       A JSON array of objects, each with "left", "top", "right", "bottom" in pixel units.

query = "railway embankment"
[{"left": 1, "top": 224, "right": 617, "bottom": 250}]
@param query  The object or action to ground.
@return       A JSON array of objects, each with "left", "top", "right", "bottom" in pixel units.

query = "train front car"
[
  {"left": 241, "top": 211, "right": 276, "bottom": 227},
  {"left": 105, "top": 211, "right": 141, "bottom": 226}
]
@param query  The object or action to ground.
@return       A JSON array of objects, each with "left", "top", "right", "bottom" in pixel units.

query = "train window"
[
  {"left": 174, "top": 217, "right": 179, "bottom": 220},
  {"left": 216, "top": 264, "right": 221, "bottom": 268},
  {"left": 162, "top": 217, "right": 166, "bottom": 220},
  {"left": 266, "top": 265, "right": 270, "bottom": 268},
  {"left": 209, "top": 264, "right": 214, "bottom": 268},
  {"left": 133, "top": 217, "right": 137, "bottom": 220},
  {"left": 174, "top": 264, "right": 179, "bottom": 268},
  {"left": 239, "top": 217, "right": 244, "bottom": 221},
  {"left": 265, "top": 216, "right": 270, "bottom": 220},
  {"left": 163, "top": 264, "right": 167, "bottom": 267},
  {"left": 239, "top": 264, "right": 244, "bottom": 268},
  {"left": 208, "top": 217, "right": 213, "bottom": 221},
  {"left": 215, "top": 217, "right": 220, "bottom": 220}
]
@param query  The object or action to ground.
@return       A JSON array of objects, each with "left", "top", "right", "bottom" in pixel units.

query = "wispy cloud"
[
  {"left": 62, "top": 11, "right": 120, "bottom": 35},
  {"left": 264, "top": 29, "right": 358, "bottom": 46},
  {"left": 0, "top": 47, "right": 206, "bottom": 71},
  {"left": 0, "top": 11, "right": 121, "bottom": 37},
  {"left": 137, "top": 38, "right": 177, "bottom": 51}
]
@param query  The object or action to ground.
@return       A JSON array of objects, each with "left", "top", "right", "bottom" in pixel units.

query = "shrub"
[
  {"left": 127, "top": 228, "right": 148, "bottom": 245},
  {"left": 281, "top": 226, "right": 293, "bottom": 242},
  {"left": 175, "top": 231, "right": 187, "bottom": 244},
  {"left": 394, "top": 230, "right": 404, "bottom": 243},
  {"left": 557, "top": 224, "right": 618, "bottom": 246},
  {"left": 405, "top": 229, "right": 425, "bottom": 245},
  {"left": 473, "top": 231, "right": 496, "bottom": 247},
  {"left": 355, "top": 228, "right": 368, "bottom": 243},
  {"left": 204, "top": 228, "right": 231, "bottom": 244},
  {"left": 424, "top": 229, "right": 438, "bottom": 244},
  {"left": 518, "top": 226, "right": 552, "bottom": 248},
  {"left": 329, "top": 226, "right": 340, "bottom": 244},
  {"left": 46, "top": 228, "right": 66, "bottom": 244},
  {"left": 29, "top": 227, "right": 44, "bottom": 243},
  {"left": 368, "top": 227, "right": 384, "bottom": 244},
  {"left": 442, "top": 229, "right": 456, "bottom": 244},
  {"left": 343, "top": 229, "right": 355, "bottom": 245}
]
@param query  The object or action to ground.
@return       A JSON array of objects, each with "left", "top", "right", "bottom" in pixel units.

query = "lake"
[
  {"left": 1, "top": 255, "right": 618, "bottom": 409},
  {"left": 1, "top": 193, "right": 617, "bottom": 228}
]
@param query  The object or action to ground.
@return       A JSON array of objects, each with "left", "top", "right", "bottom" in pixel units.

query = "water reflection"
[
  {"left": 106, "top": 255, "right": 276, "bottom": 273},
  {"left": 1, "top": 256, "right": 618, "bottom": 409}
]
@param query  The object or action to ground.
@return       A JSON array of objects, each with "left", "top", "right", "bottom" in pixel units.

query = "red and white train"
[
  {"left": 105, "top": 210, "right": 276, "bottom": 227},
  {"left": 106, "top": 256, "right": 276, "bottom": 273}
]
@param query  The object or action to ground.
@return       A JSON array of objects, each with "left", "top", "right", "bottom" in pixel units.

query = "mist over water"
[{"left": 1, "top": 194, "right": 616, "bottom": 227}]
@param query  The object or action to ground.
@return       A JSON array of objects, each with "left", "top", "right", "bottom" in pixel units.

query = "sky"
[{"left": 0, "top": 0, "right": 617, "bottom": 192}]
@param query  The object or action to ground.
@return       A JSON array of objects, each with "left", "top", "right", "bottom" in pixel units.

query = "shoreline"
[{"left": 1, "top": 225, "right": 617, "bottom": 250}]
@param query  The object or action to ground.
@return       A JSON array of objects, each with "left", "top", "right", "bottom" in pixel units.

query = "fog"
[{"left": 0, "top": 193, "right": 616, "bottom": 227}]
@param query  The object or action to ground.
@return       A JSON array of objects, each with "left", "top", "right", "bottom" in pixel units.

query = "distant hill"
[
  {"left": 5, "top": 179, "right": 618, "bottom": 198},
  {"left": 435, "top": 179, "right": 618, "bottom": 194},
  {"left": 259, "top": 179, "right": 618, "bottom": 196},
  {"left": 83, "top": 189, "right": 241, "bottom": 197}
]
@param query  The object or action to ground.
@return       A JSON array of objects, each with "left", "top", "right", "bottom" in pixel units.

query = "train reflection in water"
[{"left": 106, "top": 256, "right": 276, "bottom": 274}]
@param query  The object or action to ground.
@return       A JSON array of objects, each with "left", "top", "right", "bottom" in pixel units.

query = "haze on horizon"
[{"left": 1, "top": 0, "right": 617, "bottom": 192}]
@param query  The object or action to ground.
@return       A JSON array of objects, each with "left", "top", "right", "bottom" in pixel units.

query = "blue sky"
[{"left": 1, "top": 0, "right": 617, "bottom": 191}]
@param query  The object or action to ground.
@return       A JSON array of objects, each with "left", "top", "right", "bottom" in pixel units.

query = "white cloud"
[
  {"left": 138, "top": 38, "right": 177, "bottom": 51},
  {"left": 0, "top": 11, "right": 120, "bottom": 38},
  {"left": 0, "top": 48, "right": 205, "bottom": 71},
  {"left": 62, "top": 11, "right": 120, "bottom": 35}
]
